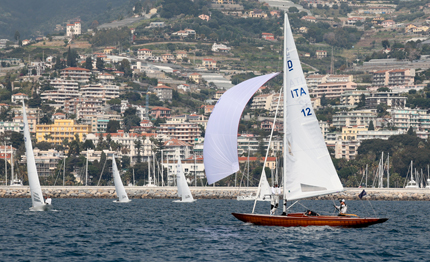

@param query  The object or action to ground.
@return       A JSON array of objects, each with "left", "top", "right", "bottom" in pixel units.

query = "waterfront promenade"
[{"left": 1, "top": 186, "right": 430, "bottom": 200}]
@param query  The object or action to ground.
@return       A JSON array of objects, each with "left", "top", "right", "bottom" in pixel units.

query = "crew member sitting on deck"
[
  {"left": 305, "top": 210, "right": 319, "bottom": 216},
  {"left": 270, "top": 184, "right": 281, "bottom": 215},
  {"left": 334, "top": 199, "right": 347, "bottom": 215},
  {"left": 45, "top": 196, "right": 52, "bottom": 205}
]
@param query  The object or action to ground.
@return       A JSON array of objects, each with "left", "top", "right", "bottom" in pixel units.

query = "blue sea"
[{"left": 0, "top": 198, "right": 427, "bottom": 261}]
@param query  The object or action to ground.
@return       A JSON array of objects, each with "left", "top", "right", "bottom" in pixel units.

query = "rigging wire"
[{"left": 97, "top": 157, "right": 108, "bottom": 186}]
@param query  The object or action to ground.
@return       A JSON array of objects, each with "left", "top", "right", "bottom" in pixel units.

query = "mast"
[
  {"left": 161, "top": 150, "right": 164, "bottom": 186},
  {"left": 4, "top": 143, "right": 7, "bottom": 186},
  {"left": 63, "top": 156, "right": 65, "bottom": 186},
  {"left": 11, "top": 144, "right": 14, "bottom": 183},
  {"left": 379, "top": 152, "right": 383, "bottom": 188},
  {"left": 365, "top": 164, "right": 368, "bottom": 188},
  {"left": 247, "top": 140, "right": 250, "bottom": 188},
  {"left": 85, "top": 151, "right": 88, "bottom": 186},
  {"left": 387, "top": 153, "right": 390, "bottom": 188},
  {"left": 133, "top": 168, "right": 135, "bottom": 186},
  {"left": 282, "top": 13, "right": 288, "bottom": 215}
]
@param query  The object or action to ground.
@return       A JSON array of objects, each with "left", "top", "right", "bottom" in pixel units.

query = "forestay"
[
  {"left": 112, "top": 155, "right": 130, "bottom": 202},
  {"left": 204, "top": 73, "right": 280, "bottom": 184},
  {"left": 22, "top": 101, "right": 45, "bottom": 209},
  {"left": 176, "top": 157, "right": 194, "bottom": 202},
  {"left": 283, "top": 16, "right": 343, "bottom": 201}
]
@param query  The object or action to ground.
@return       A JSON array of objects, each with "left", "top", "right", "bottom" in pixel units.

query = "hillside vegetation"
[{"left": 0, "top": 0, "right": 133, "bottom": 39}]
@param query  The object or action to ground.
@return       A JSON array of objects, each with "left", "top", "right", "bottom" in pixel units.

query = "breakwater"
[{"left": 1, "top": 186, "right": 430, "bottom": 201}]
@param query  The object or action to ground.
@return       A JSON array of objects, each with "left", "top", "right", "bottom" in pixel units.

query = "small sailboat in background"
[
  {"left": 204, "top": 13, "right": 387, "bottom": 228},
  {"left": 112, "top": 155, "right": 131, "bottom": 203},
  {"left": 22, "top": 101, "right": 51, "bottom": 211},
  {"left": 405, "top": 160, "right": 418, "bottom": 189},
  {"left": 174, "top": 153, "right": 195, "bottom": 203}
]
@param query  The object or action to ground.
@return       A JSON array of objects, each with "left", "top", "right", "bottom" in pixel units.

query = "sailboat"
[
  {"left": 22, "top": 101, "right": 51, "bottom": 211},
  {"left": 112, "top": 155, "right": 131, "bottom": 203},
  {"left": 405, "top": 160, "right": 418, "bottom": 188},
  {"left": 203, "top": 14, "right": 387, "bottom": 227},
  {"left": 174, "top": 153, "right": 195, "bottom": 202}
]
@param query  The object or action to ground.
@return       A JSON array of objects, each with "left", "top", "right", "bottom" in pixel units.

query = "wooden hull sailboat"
[
  {"left": 232, "top": 213, "right": 388, "bottom": 228},
  {"left": 202, "top": 13, "right": 388, "bottom": 228}
]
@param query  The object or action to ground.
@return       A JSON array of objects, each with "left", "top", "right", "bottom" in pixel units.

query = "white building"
[
  {"left": 81, "top": 84, "right": 120, "bottom": 102},
  {"left": 66, "top": 22, "right": 81, "bottom": 37}
]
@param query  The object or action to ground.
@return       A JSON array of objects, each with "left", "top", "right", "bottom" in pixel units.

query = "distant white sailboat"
[
  {"left": 174, "top": 154, "right": 195, "bottom": 203},
  {"left": 22, "top": 101, "right": 51, "bottom": 211},
  {"left": 405, "top": 160, "right": 418, "bottom": 189},
  {"left": 112, "top": 155, "right": 131, "bottom": 203}
]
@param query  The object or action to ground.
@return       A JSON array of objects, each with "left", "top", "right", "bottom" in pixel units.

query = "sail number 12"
[{"left": 301, "top": 108, "right": 312, "bottom": 117}]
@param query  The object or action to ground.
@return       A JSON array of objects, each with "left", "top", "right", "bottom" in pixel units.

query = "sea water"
[{"left": 0, "top": 198, "right": 427, "bottom": 261}]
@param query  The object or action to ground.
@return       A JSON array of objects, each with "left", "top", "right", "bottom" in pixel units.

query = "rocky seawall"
[{"left": 0, "top": 186, "right": 430, "bottom": 201}]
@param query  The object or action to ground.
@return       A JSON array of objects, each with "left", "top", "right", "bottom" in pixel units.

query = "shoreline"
[{"left": 1, "top": 186, "right": 430, "bottom": 201}]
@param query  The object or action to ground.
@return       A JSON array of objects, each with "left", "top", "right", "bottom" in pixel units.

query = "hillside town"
[{"left": 1, "top": 0, "right": 430, "bottom": 188}]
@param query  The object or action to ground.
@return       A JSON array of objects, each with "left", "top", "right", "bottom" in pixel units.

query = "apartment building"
[
  {"left": 80, "top": 84, "right": 119, "bottom": 102},
  {"left": 36, "top": 119, "right": 91, "bottom": 144},
  {"left": 269, "top": 94, "right": 284, "bottom": 117},
  {"left": 335, "top": 140, "right": 360, "bottom": 160},
  {"left": 332, "top": 110, "right": 377, "bottom": 129},
  {"left": 154, "top": 85, "right": 173, "bottom": 101},
  {"left": 151, "top": 107, "right": 171, "bottom": 118},
  {"left": 41, "top": 79, "right": 80, "bottom": 107},
  {"left": 21, "top": 149, "right": 64, "bottom": 177},
  {"left": 341, "top": 126, "right": 368, "bottom": 141},
  {"left": 311, "top": 82, "right": 357, "bottom": 99},
  {"left": 357, "top": 130, "right": 404, "bottom": 141},
  {"left": 13, "top": 115, "right": 37, "bottom": 132},
  {"left": 86, "top": 131, "right": 156, "bottom": 163},
  {"left": 306, "top": 74, "right": 353, "bottom": 90},
  {"left": 157, "top": 123, "right": 200, "bottom": 144},
  {"left": 372, "top": 69, "right": 415, "bottom": 87},
  {"left": 66, "top": 22, "right": 81, "bottom": 37},
  {"left": 250, "top": 94, "right": 273, "bottom": 110},
  {"left": 391, "top": 108, "right": 430, "bottom": 131},
  {"left": 261, "top": 119, "right": 283, "bottom": 132},
  {"left": 340, "top": 90, "right": 370, "bottom": 106},
  {"left": 64, "top": 97, "right": 104, "bottom": 119},
  {"left": 11, "top": 93, "right": 29, "bottom": 103},
  {"left": 60, "top": 67, "right": 91, "bottom": 82},
  {"left": 137, "top": 48, "right": 152, "bottom": 60},
  {"left": 365, "top": 92, "right": 407, "bottom": 108}
]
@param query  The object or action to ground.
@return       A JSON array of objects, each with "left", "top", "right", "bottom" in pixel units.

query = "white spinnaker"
[
  {"left": 176, "top": 157, "right": 194, "bottom": 201},
  {"left": 112, "top": 155, "right": 130, "bottom": 202},
  {"left": 203, "top": 73, "right": 280, "bottom": 184},
  {"left": 22, "top": 101, "right": 45, "bottom": 208},
  {"left": 258, "top": 169, "right": 272, "bottom": 200},
  {"left": 283, "top": 15, "right": 343, "bottom": 201}
]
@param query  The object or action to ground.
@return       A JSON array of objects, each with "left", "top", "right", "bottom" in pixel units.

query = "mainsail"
[
  {"left": 176, "top": 157, "right": 194, "bottom": 202},
  {"left": 22, "top": 101, "right": 45, "bottom": 209},
  {"left": 112, "top": 155, "right": 130, "bottom": 202},
  {"left": 203, "top": 72, "right": 279, "bottom": 184},
  {"left": 282, "top": 15, "right": 343, "bottom": 201}
]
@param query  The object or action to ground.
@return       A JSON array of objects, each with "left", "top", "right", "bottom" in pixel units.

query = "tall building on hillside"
[{"left": 66, "top": 22, "right": 81, "bottom": 37}]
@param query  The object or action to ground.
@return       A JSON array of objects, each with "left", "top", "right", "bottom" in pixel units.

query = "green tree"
[
  {"left": 96, "top": 57, "right": 104, "bottom": 70},
  {"left": 14, "top": 31, "right": 20, "bottom": 41},
  {"left": 85, "top": 56, "right": 93, "bottom": 70},
  {"left": 368, "top": 120, "right": 374, "bottom": 130},
  {"left": 106, "top": 120, "right": 120, "bottom": 133},
  {"left": 382, "top": 40, "right": 390, "bottom": 49}
]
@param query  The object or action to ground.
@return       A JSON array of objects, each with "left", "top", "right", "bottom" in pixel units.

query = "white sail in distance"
[
  {"left": 112, "top": 155, "right": 130, "bottom": 203},
  {"left": 22, "top": 101, "right": 46, "bottom": 210},
  {"left": 283, "top": 15, "right": 343, "bottom": 201},
  {"left": 204, "top": 72, "right": 280, "bottom": 184},
  {"left": 176, "top": 157, "right": 194, "bottom": 202},
  {"left": 258, "top": 169, "right": 272, "bottom": 200}
]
